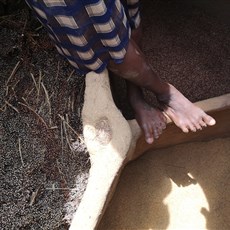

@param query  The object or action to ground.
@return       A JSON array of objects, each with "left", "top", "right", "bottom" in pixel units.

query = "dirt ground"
[
  {"left": 0, "top": 7, "right": 89, "bottom": 230},
  {"left": 1, "top": 0, "right": 229, "bottom": 229}
]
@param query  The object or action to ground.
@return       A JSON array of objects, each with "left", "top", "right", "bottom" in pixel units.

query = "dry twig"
[
  {"left": 5, "top": 86, "right": 9, "bottom": 96},
  {"left": 24, "top": 87, "right": 35, "bottom": 100},
  {"left": 58, "top": 114, "right": 84, "bottom": 143},
  {"left": 18, "top": 138, "right": 25, "bottom": 167},
  {"left": 19, "top": 101, "right": 49, "bottom": 129},
  {"left": 41, "top": 82, "right": 52, "bottom": 126},
  {"left": 45, "top": 187, "right": 77, "bottom": 191},
  {"left": 67, "top": 96, "right": 71, "bottom": 112},
  {"left": 5, "top": 100, "right": 19, "bottom": 113},
  {"left": 30, "top": 71, "right": 43, "bottom": 102},
  {"left": 37, "top": 70, "right": 42, "bottom": 99},
  {"left": 35, "top": 25, "right": 43, "bottom": 32},
  {"left": 29, "top": 187, "right": 40, "bottom": 206},
  {"left": 6, "top": 61, "right": 21, "bottom": 88},
  {"left": 30, "top": 73, "right": 39, "bottom": 93},
  {"left": 12, "top": 79, "right": 20, "bottom": 90},
  {"left": 71, "top": 92, "right": 75, "bottom": 112},
  {"left": 56, "top": 159, "right": 68, "bottom": 184},
  {"left": 67, "top": 70, "right": 75, "bottom": 82},
  {"left": 0, "top": 103, "right": 7, "bottom": 112},
  {"left": 60, "top": 121, "right": 64, "bottom": 159},
  {"left": 62, "top": 118, "right": 73, "bottom": 153}
]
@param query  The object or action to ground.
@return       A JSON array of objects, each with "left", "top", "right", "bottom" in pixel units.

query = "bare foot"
[
  {"left": 157, "top": 84, "right": 216, "bottom": 133},
  {"left": 128, "top": 29, "right": 167, "bottom": 144},
  {"left": 132, "top": 100, "right": 167, "bottom": 144}
]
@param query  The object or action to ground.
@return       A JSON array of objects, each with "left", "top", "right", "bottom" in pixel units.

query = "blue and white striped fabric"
[{"left": 25, "top": 0, "right": 141, "bottom": 76}]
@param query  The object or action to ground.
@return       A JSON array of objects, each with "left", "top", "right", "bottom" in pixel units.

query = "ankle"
[{"left": 155, "top": 83, "right": 172, "bottom": 104}]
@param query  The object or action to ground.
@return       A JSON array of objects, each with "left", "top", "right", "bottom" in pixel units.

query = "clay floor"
[{"left": 98, "top": 137, "right": 230, "bottom": 230}]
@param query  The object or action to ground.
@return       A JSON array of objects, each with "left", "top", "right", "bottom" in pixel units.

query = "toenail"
[{"left": 209, "top": 119, "right": 216, "bottom": 126}]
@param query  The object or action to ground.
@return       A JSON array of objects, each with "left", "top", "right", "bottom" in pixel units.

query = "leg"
[
  {"left": 108, "top": 38, "right": 216, "bottom": 135},
  {"left": 127, "top": 26, "right": 167, "bottom": 143},
  {"left": 110, "top": 24, "right": 167, "bottom": 144}
]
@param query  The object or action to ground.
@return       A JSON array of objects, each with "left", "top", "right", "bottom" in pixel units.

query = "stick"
[
  {"left": 30, "top": 73, "right": 39, "bottom": 93},
  {"left": 67, "top": 96, "right": 71, "bottom": 112},
  {"left": 12, "top": 79, "right": 20, "bottom": 90},
  {"left": 58, "top": 114, "right": 84, "bottom": 143},
  {"left": 41, "top": 82, "right": 52, "bottom": 126},
  {"left": 6, "top": 61, "right": 21, "bottom": 86},
  {"left": 62, "top": 119, "right": 73, "bottom": 152},
  {"left": 37, "top": 70, "right": 42, "bottom": 100},
  {"left": 71, "top": 92, "right": 75, "bottom": 112},
  {"left": 29, "top": 187, "right": 40, "bottom": 206},
  {"left": 18, "top": 138, "right": 25, "bottom": 166},
  {"left": 5, "top": 86, "right": 9, "bottom": 96},
  {"left": 45, "top": 187, "right": 77, "bottom": 191},
  {"left": 56, "top": 159, "right": 68, "bottom": 185},
  {"left": 25, "top": 87, "right": 35, "bottom": 100},
  {"left": 41, "top": 82, "right": 51, "bottom": 108},
  {"left": 35, "top": 25, "right": 43, "bottom": 32},
  {"left": 0, "top": 104, "right": 6, "bottom": 112},
  {"left": 5, "top": 100, "right": 19, "bottom": 113},
  {"left": 19, "top": 101, "right": 49, "bottom": 129},
  {"left": 67, "top": 70, "right": 75, "bottom": 82},
  {"left": 60, "top": 121, "right": 64, "bottom": 160}
]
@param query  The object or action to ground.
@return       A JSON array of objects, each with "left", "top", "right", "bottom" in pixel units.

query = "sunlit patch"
[{"left": 163, "top": 173, "right": 209, "bottom": 229}]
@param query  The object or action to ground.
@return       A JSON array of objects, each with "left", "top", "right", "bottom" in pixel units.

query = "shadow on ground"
[{"left": 98, "top": 137, "right": 230, "bottom": 229}]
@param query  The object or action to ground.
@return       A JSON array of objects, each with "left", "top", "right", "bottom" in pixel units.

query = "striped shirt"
[{"left": 25, "top": 0, "right": 141, "bottom": 76}]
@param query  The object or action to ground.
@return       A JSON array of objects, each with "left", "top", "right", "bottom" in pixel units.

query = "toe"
[
  {"left": 146, "top": 137, "right": 154, "bottom": 144},
  {"left": 161, "top": 121, "right": 167, "bottom": 130},
  {"left": 194, "top": 122, "right": 202, "bottom": 131},
  {"left": 151, "top": 122, "right": 161, "bottom": 139},
  {"left": 142, "top": 123, "right": 154, "bottom": 144},
  {"left": 203, "top": 114, "right": 216, "bottom": 126},
  {"left": 158, "top": 127, "right": 163, "bottom": 135},
  {"left": 153, "top": 129, "right": 160, "bottom": 139},
  {"left": 199, "top": 119, "right": 207, "bottom": 128},
  {"left": 189, "top": 124, "right": 197, "bottom": 132},
  {"left": 162, "top": 113, "right": 168, "bottom": 123},
  {"left": 181, "top": 124, "right": 189, "bottom": 133}
]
